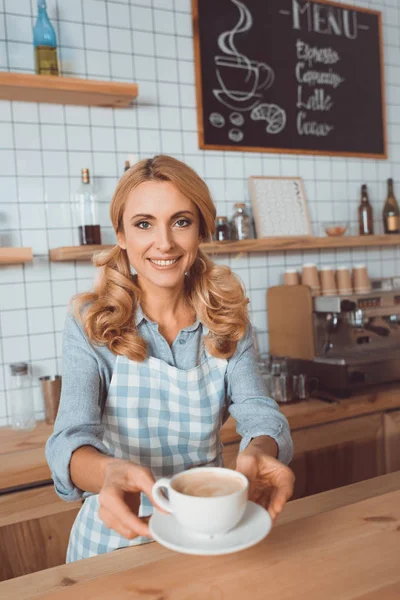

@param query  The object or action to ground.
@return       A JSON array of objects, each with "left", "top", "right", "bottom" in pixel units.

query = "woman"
[{"left": 46, "top": 155, "right": 294, "bottom": 562}]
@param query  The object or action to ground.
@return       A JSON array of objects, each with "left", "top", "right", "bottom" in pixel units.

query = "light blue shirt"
[{"left": 46, "top": 306, "right": 294, "bottom": 502}]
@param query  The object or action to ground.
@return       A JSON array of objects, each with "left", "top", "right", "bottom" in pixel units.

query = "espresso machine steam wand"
[{"left": 324, "top": 313, "right": 339, "bottom": 354}]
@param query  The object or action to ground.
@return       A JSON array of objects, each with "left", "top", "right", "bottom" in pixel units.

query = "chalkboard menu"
[{"left": 192, "top": 0, "right": 386, "bottom": 158}]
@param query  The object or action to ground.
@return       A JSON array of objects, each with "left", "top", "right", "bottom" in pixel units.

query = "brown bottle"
[
  {"left": 358, "top": 184, "right": 374, "bottom": 235},
  {"left": 383, "top": 178, "right": 400, "bottom": 234},
  {"left": 76, "top": 169, "right": 102, "bottom": 246}
]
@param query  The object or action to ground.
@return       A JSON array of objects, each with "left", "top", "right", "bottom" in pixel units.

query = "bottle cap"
[
  {"left": 9, "top": 362, "right": 28, "bottom": 376},
  {"left": 234, "top": 203, "right": 246, "bottom": 209},
  {"left": 81, "top": 168, "right": 90, "bottom": 183},
  {"left": 216, "top": 216, "right": 228, "bottom": 223}
]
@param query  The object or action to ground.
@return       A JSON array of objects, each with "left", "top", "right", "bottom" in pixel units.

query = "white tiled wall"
[{"left": 0, "top": 0, "right": 400, "bottom": 425}]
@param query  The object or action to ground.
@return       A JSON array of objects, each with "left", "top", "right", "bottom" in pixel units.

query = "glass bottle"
[
  {"left": 215, "top": 216, "right": 230, "bottom": 241},
  {"left": 358, "top": 184, "right": 374, "bottom": 235},
  {"left": 76, "top": 168, "right": 102, "bottom": 245},
  {"left": 230, "top": 203, "right": 252, "bottom": 240},
  {"left": 124, "top": 160, "right": 131, "bottom": 172},
  {"left": 33, "top": 0, "right": 59, "bottom": 76},
  {"left": 8, "top": 363, "right": 36, "bottom": 431},
  {"left": 383, "top": 178, "right": 400, "bottom": 234}
]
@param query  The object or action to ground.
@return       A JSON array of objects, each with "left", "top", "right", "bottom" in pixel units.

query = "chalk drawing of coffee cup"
[{"left": 215, "top": 55, "right": 274, "bottom": 103}]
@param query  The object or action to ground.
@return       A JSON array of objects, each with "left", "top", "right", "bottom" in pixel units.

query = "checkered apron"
[{"left": 66, "top": 339, "right": 228, "bottom": 562}]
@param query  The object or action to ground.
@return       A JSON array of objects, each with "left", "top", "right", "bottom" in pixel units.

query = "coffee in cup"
[
  {"left": 152, "top": 467, "right": 248, "bottom": 536},
  {"left": 173, "top": 471, "right": 245, "bottom": 497}
]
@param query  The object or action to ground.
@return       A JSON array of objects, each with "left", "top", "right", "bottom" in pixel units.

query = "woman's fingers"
[
  {"left": 99, "top": 487, "right": 151, "bottom": 538},
  {"left": 131, "top": 467, "right": 169, "bottom": 514},
  {"left": 98, "top": 503, "right": 150, "bottom": 539},
  {"left": 268, "top": 481, "right": 295, "bottom": 520}
]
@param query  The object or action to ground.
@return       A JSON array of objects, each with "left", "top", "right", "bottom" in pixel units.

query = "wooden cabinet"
[
  {"left": 384, "top": 409, "right": 400, "bottom": 473},
  {"left": 0, "top": 485, "right": 81, "bottom": 581},
  {"left": 223, "top": 413, "right": 386, "bottom": 501},
  {"left": 223, "top": 442, "right": 240, "bottom": 470},
  {"left": 291, "top": 413, "right": 385, "bottom": 499},
  {"left": 0, "top": 397, "right": 398, "bottom": 582}
]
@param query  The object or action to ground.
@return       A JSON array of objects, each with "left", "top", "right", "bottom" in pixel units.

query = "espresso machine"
[{"left": 267, "top": 285, "right": 400, "bottom": 395}]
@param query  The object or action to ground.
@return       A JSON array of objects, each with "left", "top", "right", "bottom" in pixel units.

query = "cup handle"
[
  {"left": 257, "top": 63, "right": 274, "bottom": 91},
  {"left": 152, "top": 478, "right": 173, "bottom": 513}
]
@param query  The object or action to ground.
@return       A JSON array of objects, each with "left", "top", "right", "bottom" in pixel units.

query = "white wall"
[{"left": 0, "top": 0, "right": 400, "bottom": 425}]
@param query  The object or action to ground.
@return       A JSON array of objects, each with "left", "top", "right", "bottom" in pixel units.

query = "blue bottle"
[{"left": 33, "top": 0, "right": 59, "bottom": 75}]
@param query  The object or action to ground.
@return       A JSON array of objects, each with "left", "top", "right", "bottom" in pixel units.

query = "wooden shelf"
[
  {"left": 202, "top": 234, "right": 400, "bottom": 254},
  {"left": 49, "top": 235, "right": 400, "bottom": 262},
  {"left": 0, "top": 247, "right": 33, "bottom": 265},
  {"left": 50, "top": 245, "right": 112, "bottom": 262},
  {"left": 0, "top": 72, "right": 138, "bottom": 108}
]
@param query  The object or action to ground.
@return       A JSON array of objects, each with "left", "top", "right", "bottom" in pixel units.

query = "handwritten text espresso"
[{"left": 292, "top": 0, "right": 358, "bottom": 137}]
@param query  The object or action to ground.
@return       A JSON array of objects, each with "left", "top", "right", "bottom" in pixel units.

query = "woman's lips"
[{"left": 147, "top": 257, "right": 182, "bottom": 269}]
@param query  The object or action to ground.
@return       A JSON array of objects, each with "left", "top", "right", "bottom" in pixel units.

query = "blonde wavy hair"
[{"left": 73, "top": 155, "right": 249, "bottom": 361}]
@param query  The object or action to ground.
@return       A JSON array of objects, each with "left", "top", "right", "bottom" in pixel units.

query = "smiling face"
[{"left": 117, "top": 180, "right": 201, "bottom": 292}]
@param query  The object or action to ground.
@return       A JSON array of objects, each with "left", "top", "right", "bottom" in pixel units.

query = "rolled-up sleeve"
[
  {"left": 45, "top": 312, "right": 112, "bottom": 502},
  {"left": 226, "top": 326, "right": 294, "bottom": 465}
]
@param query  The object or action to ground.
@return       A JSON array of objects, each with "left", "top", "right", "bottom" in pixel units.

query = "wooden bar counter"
[
  {"left": 2, "top": 381, "right": 400, "bottom": 494},
  {"left": 1, "top": 471, "right": 399, "bottom": 600}
]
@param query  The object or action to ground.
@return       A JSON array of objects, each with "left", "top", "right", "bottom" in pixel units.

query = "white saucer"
[{"left": 149, "top": 501, "right": 272, "bottom": 556}]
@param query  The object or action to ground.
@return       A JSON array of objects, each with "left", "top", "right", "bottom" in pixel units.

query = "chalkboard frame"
[{"left": 192, "top": 0, "right": 387, "bottom": 159}]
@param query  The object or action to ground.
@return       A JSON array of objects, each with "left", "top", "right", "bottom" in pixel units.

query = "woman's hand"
[
  {"left": 98, "top": 459, "right": 162, "bottom": 540},
  {"left": 235, "top": 436, "right": 295, "bottom": 522}
]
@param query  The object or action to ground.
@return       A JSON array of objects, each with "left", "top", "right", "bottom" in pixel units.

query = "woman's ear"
[{"left": 117, "top": 231, "right": 127, "bottom": 250}]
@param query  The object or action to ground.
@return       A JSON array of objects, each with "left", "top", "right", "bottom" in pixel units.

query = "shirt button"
[{"left": 179, "top": 338, "right": 186, "bottom": 345}]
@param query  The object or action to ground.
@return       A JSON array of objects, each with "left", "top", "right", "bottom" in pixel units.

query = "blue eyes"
[
  {"left": 135, "top": 218, "right": 191, "bottom": 230},
  {"left": 176, "top": 219, "right": 191, "bottom": 227}
]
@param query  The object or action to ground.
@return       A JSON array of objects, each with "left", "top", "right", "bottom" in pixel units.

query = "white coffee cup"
[{"left": 152, "top": 467, "right": 248, "bottom": 537}]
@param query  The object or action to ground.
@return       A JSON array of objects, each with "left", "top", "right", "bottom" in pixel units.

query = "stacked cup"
[
  {"left": 301, "top": 264, "right": 321, "bottom": 296},
  {"left": 352, "top": 264, "right": 371, "bottom": 294},
  {"left": 320, "top": 266, "right": 337, "bottom": 296},
  {"left": 284, "top": 264, "right": 371, "bottom": 297},
  {"left": 283, "top": 268, "right": 300, "bottom": 286},
  {"left": 336, "top": 266, "right": 353, "bottom": 295}
]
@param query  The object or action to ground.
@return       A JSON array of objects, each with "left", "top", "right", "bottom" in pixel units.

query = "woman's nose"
[{"left": 155, "top": 227, "right": 174, "bottom": 252}]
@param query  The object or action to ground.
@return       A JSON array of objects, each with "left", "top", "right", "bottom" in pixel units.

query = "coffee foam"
[{"left": 172, "top": 471, "right": 245, "bottom": 498}]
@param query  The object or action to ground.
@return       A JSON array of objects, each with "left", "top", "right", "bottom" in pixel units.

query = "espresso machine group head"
[{"left": 267, "top": 285, "right": 400, "bottom": 394}]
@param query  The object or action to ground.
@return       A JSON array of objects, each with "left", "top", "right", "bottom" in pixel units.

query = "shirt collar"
[
  {"left": 134, "top": 305, "right": 146, "bottom": 327},
  {"left": 134, "top": 305, "right": 202, "bottom": 332}
]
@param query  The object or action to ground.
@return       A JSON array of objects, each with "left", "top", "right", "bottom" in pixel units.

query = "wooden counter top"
[
  {"left": 221, "top": 381, "right": 400, "bottom": 443},
  {"left": 1, "top": 382, "right": 400, "bottom": 492},
  {"left": 2, "top": 471, "right": 399, "bottom": 600},
  {"left": 0, "top": 421, "right": 52, "bottom": 493}
]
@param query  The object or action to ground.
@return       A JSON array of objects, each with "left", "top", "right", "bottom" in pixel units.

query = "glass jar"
[
  {"left": 215, "top": 216, "right": 230, "bottom": 241},
  {"left": 230, "top": 203, "right": 252, "bottom": 241},
  {"left": 8, "top": 362, "right": 36, "bottom": 431}
]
